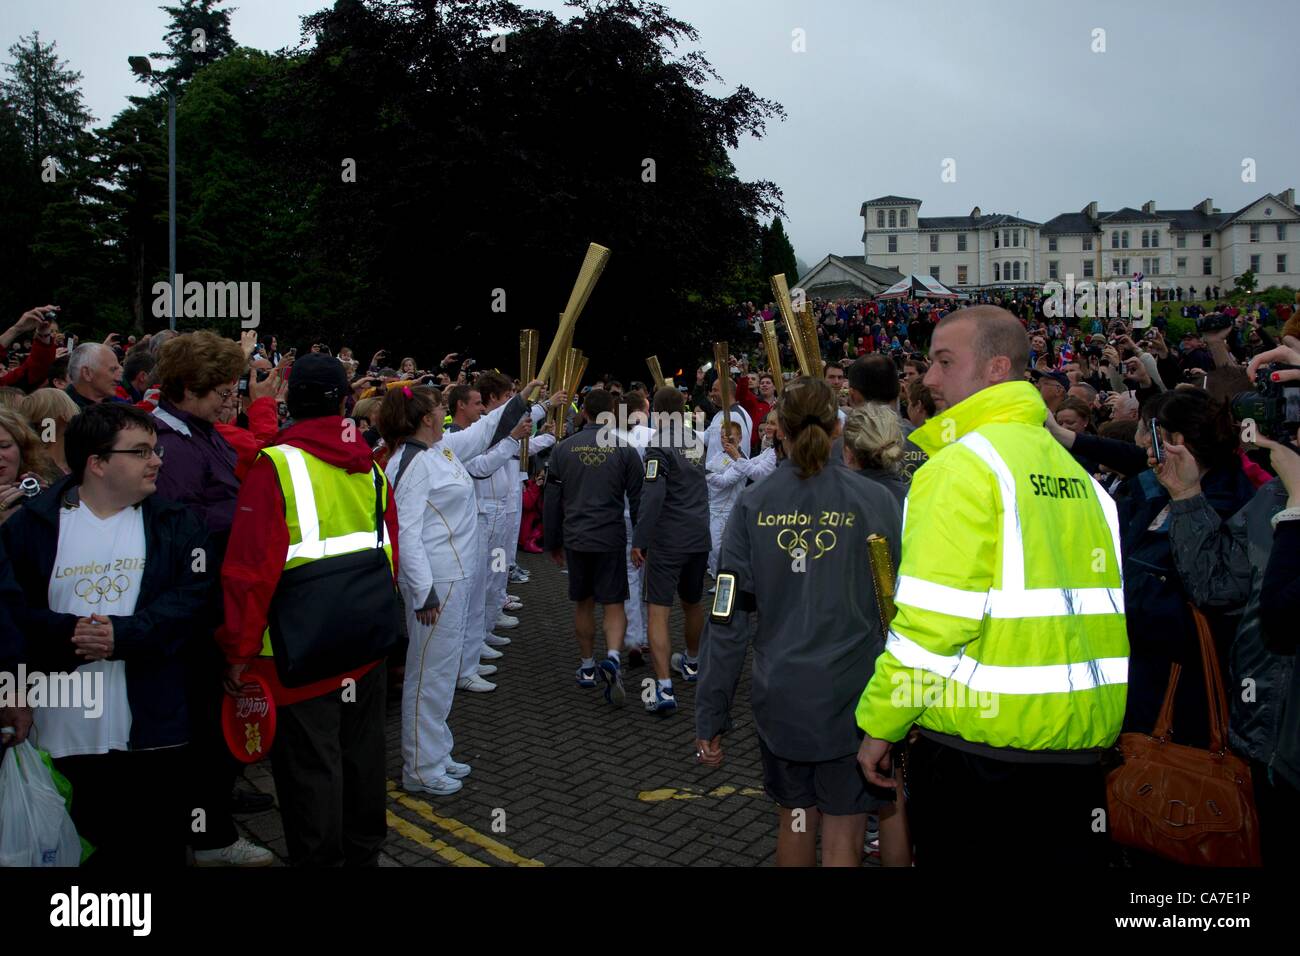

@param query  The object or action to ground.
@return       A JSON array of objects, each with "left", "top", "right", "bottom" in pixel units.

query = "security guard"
[
  {"left": 543, "top": 388, "right": 644, "bottom": 705},
  {"left": 854, "top": 306, "right": 1128, "bottom": 866},
  {"left": 631, "top": 386, "right": 711, "bottom": 714},
  {"left": 694, "top": 377, "right": 903, "bottom": 866},
  {"left": 219, "top": 353, "right": 402, "bottom": 866}
]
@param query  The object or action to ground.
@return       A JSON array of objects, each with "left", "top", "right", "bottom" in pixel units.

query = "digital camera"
[
  {"left": 1230, "top": 363, "right": 1300, "bottom": 444},
  {"left": 1196, "top": 312, "right": 1233, "bottom": 334}
]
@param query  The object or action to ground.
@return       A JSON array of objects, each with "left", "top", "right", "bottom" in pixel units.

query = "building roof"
[
  {"left": 1100, "top": 207, "right": 1163, "bottom": 223},
  {"left": 916, "top": 212, "right": 1040, "bottom": 231},
  {"left": 1159, "top": 209, "right": 1230, "bottom": 231},
  {"left": 860, "top": 195, "right": 922, "bottom": 211},
  {"left": 1040, "top": 212, "right": 1100, "bottom": 236},
  {"left": 826, "top": 254, "right": 906, "bottom": 286}
]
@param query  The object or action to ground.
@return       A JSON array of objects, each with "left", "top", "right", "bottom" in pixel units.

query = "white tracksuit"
[
  {"left": 704, "top": 405, "right": 752, "bottom": 472},
  {"left": 705, "top": 446, "right": 778, "bottom": 576},
  {"left": 387, "top": 402, "right": 526, "bottom": 786},
  {"left": 615, "top": 423, "right": 656, "bottom": 648}
]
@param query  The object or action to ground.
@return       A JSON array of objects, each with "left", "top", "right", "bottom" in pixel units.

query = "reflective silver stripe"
[
  {"left": 987, "top": 586, "right": 1124, "bottom": 618},
  {"left": 886, "top": 630, "right": 1128, "bottom": 694},
  {"left": 895, "top": 575, "right": 986, "bottom": 620},
  {"left": 151, "top": 405, "right": 191, "bottom": 437},
  {"left": 957, "top": 433, "right": 1025, "bottom": 590},
  {"left": 278, "top": 446, "right": 382, "bottom": 563}
]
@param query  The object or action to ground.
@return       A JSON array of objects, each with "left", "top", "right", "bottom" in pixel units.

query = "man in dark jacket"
[
  {"left": 543, "top": 388, "right": 643, "bottom": 705},
  {"left": 0, "top": 403, "right": 213, "bottom": 866}
]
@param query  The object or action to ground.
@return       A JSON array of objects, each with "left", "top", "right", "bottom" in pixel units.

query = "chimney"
[
  {"left": 1197, "top": 198, "right": 1214, "bottom": 215},
  {"left": 970, "top": 206, "right": 981, "bottom": 218},
  {"left": 1281, "top": 187, "right": 1296, "bottom": 208},
  {"left": 1085, "top": 201, "right": 1098, "bottom": 220},
  {"left": 1142, "top": 200, "right": 1156, "bottom": 214}
]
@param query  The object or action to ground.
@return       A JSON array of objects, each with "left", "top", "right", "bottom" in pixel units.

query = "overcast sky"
[{"left": 4, "top": 0, "right": 1298, "bottom": 265}]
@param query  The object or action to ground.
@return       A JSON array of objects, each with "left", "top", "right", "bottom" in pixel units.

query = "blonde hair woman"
[
  {"left": 841, "top": 402, "right": 909, "bottom": 507},
  {"left": 0, "top": 406, "right": 58, "bottom": 523},
  {"left": 20, "top": 387, "right": 79, "bottom": 476}
]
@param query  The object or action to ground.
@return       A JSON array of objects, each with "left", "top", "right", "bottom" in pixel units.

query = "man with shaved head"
[
  {"left": 854, "top": 305, "right": 1128, "bottom": 867},
  {"left": 66, "top": 342, "right": 125, "bottom": 409}
]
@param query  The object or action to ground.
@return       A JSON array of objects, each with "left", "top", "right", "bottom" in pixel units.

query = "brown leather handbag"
[{"left": 1107, "top": 606, "right": 1262, "bottom": 866}]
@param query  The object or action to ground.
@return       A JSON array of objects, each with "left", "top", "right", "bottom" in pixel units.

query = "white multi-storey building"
[{"left": 799, "top": 190, "right": 1300, "bottom": 297}]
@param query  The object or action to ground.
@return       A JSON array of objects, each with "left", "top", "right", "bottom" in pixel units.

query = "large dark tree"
[
  {"left": 153, "top": 0, "right": 238, "bottom": 86},
  {"left": 761, "top": 217, "right": 799, "bottom": 289}
]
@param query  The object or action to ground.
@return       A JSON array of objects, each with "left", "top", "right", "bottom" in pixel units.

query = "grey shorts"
[
  {"left": 643, "top": 550, "right": 708, "bottom": 606},
  {"left": 757, "top": 737, "right": 887, "bottom": 815}
]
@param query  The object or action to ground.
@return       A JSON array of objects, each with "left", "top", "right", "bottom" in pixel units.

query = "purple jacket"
[{"left": 151, "top": 398, "right": 241, "bottom": 539}]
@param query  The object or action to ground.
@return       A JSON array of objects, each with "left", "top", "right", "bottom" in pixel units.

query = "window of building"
[
  {"left": 876, "top": 209, "right": 884, "bottom": 228},
  {"left": 1202, "top": 233, "right": 1211, "bottom": 247},
  {"left": 1151, "top": 230, "right": 1159, "bottom": 247},
  {"left": 1012, "top": 230, "right": 1020, "bottom": 247},
  {"left": 1278, "top": 224, "right": 1287, "bottom": 241},
  {"left": 1083, "top": 259, "right": 1094, "bottom": 278},
  {"left": 1177, "top": 257, "right": 1187, "bottom": 275},
  {"left": 1111, "top": 231, "right": 1119, "bottom": 249},
  {"left": 957, "top": 234, "right": 967, "bottom": 252},
  {"left": 1250, "top": 224, "right": 1260, "bottom": 243},
  {"left": 1122, "top": 231, "right": 1130, "bottom": 249},
  {"left": 1251, "top": 254, "right": 1261, "bottom": 273},
  {"left": 1141, "top": 230, "right": 1149, "bottom": 248},
  {"left": 1279, "top": 254, "right": 1288, "bottom": 273},
  {"left": 1049, "top": 260, "right": 1059, "bottom": 279},
  {"left": 1144, "top": 257, "right": 1159, "bottom": 275},
  {"left": 1012, "top": 261, "right": 1021, "bottom": 281},
  {"left": 1048, "top": 237, "right": 1057, "bottom": 252},
  {"left": 1112, "top": 259, "right": 1121, "bottom": 275},
  {"left": 957, "top": 265, "right": 968, "bottom": 284},
  {"left": 1083, "top": 235, "right": 1093, "bottom": 251},
  {"left": 888, "top": 235, "right": 897, "bottom": 253},
  {"left": 900, "top": 210, "right": 909, "bottom": 227},
  {"left": 889, "top": 209, "right": 897, "bottom": 228},
  {"left": 1177, "top": 234, "right": 1186, "bottom": 248},
  {"left": 994, "top": 231, "right": 1000, "bottom": 249},
  {"left": 1203, "top": 257, "right": 1213, "bottom": 275},
  {"left": 930, "top": 234, "right": 939, "bottom": 253},
  {"left": 994, "top": 262, "right": 1001, "bottom": 281},
  {"left": 930, "top": 266, "right": 941, "bottom": 281}
]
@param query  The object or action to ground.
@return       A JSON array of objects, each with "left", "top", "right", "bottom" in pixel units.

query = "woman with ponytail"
[
  {"left": 693, "top": 376, "right": 905, "bottom": 866},
  {"left": 378, "top": 377, "right": 547, "bottom": 797}
]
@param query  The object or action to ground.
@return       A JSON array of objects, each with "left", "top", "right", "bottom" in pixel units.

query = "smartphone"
[{"left": 1149, "top": 417, "right": 1165, "bottom": 463}]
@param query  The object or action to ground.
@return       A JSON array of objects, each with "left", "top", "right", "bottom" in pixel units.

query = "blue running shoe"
[
  {"left": 575, "top": 664, "right": 598, "bottom": 688},
  {"left": 645, "top": 685, "right": 677, "bottom": 715},
  {"left": 598, "top": 658, "right": 625, "bottom": 707},
  {"left": 670, "top": 652, "right": 699, "bottom": 682}
]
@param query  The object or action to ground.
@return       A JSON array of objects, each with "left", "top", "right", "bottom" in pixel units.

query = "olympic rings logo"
[
  {"left": 775, "top": 528, "right": 837, "bottom": 566},
  {"left": 578, "top": 451, "right": 608, "bottom": 466},
  {"left": 73, "top": 575, "right": 131, "bottom": 605}
]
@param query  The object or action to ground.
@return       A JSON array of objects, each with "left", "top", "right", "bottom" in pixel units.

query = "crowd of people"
[{"left": 0, "top": 286, "right": 1298, "bottom": 868}]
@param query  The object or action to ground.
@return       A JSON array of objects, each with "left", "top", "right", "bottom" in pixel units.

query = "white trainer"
[
  {"left": 479, "top": 645, "right": 504, "bottom": 660},
  {"left": 495, "top": 613, "right": 519, "bottom": 630},
  {"left": 476, "top": 663, "right": 498, "bottom": 677},
  {"left": 443, "top": 759, "right": 471, "bottom": 779},
  {"left": 193, "top": 837, "right": 274, "bottom": 868},
  {"left": 485, "top": 633, "right": 512, "bottom": 647},
  {"left": 457, "top": 675, "right": 497, "bottom": 693},
  {"left": 503, "top": 600, "right": 524, "bottom": 612},
  {"left": 402, "top": 774, "right": 463, "bottom": 796},
  {"left": 506, "top": 593, "right": 521, "bottom": 603}
]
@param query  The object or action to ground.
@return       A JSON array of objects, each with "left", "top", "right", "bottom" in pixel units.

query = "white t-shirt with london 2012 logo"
[{"left": 34, "top": 504, "right": 145, "bottom": 759}]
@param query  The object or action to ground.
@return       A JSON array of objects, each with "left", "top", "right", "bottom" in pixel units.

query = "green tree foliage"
[
  {"left": 153, "top": 0, "right": 238, "bottom": 86},
  {"left": 760, "top": 217, "right": 798, "bottom": 287}
]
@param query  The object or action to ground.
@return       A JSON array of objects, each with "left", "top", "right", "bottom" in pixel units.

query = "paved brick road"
[{"left": 237, "top": 551, "right": 777, "bottom": 866}]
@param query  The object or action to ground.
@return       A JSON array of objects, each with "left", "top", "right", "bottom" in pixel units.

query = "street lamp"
[{"left": 129, "top": 55, "right": 177, "bottom": 331}]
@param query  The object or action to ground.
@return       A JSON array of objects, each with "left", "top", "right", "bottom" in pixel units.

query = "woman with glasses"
[{"left": 150, "top": 330, "right": 275, "bottom": 868}]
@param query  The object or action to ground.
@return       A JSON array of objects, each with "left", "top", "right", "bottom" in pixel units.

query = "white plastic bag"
[{"left": 0, "top": 741, "right": 81, "bottom": 867}]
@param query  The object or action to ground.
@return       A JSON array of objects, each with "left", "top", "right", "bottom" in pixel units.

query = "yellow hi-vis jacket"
[{"left": 854, "top": 380, "right": 1128, "bottom": 752}]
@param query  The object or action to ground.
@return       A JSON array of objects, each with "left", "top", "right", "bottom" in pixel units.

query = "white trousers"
[
  {"left": 481, "top": 505, "right": 513, "bottom": 636},
  {"left": 707, "top": 509, "right": 731, "bottom": 578},
  {"left": 506, "top": 479, "right": 524, "bottom": 569},
  {"left": 624, "top": 512, "right": 646, "bottom": 648},
  {"left": 401, "top": 578, "right": 466, "bottom": 786},
  {"left": 458, "top": 518, "right": 488, "bottom": 680}
]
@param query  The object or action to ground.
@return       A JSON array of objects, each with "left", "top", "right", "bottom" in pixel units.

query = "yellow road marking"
[
  {"left": 638, "top": 785, "right": 765, "bottom": 802},
  {"left": 386, "top": 810, "right": 487, "bottom": 867},
  {"left": 386, "top": 781, "right": 544, "bottom": 867}
]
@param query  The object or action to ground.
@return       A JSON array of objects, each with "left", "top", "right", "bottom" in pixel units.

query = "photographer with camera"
[
  {"left": 1151, "top": 341, "right": 1300, "bottom": 860},
  {"left": 0, "top": 306, "right": 59, "bottom": 393}
]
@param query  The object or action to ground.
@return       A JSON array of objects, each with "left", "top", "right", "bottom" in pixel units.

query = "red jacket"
[
  {"left": 734, "top": 376, "right": 769, "bottom": 454},
  {"left": 0, "top": 335, "right": 56, "bottom": 391},
  {"left": 216, "top": 415, "right": 400, "bottom": 706},
  {"left": 214, "top": 397, "right": 280, "bottom": 482}
]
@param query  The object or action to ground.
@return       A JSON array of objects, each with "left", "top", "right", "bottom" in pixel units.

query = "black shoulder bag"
[{"left": 266, "top": 466, "right": 404, "bottom": 687}]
